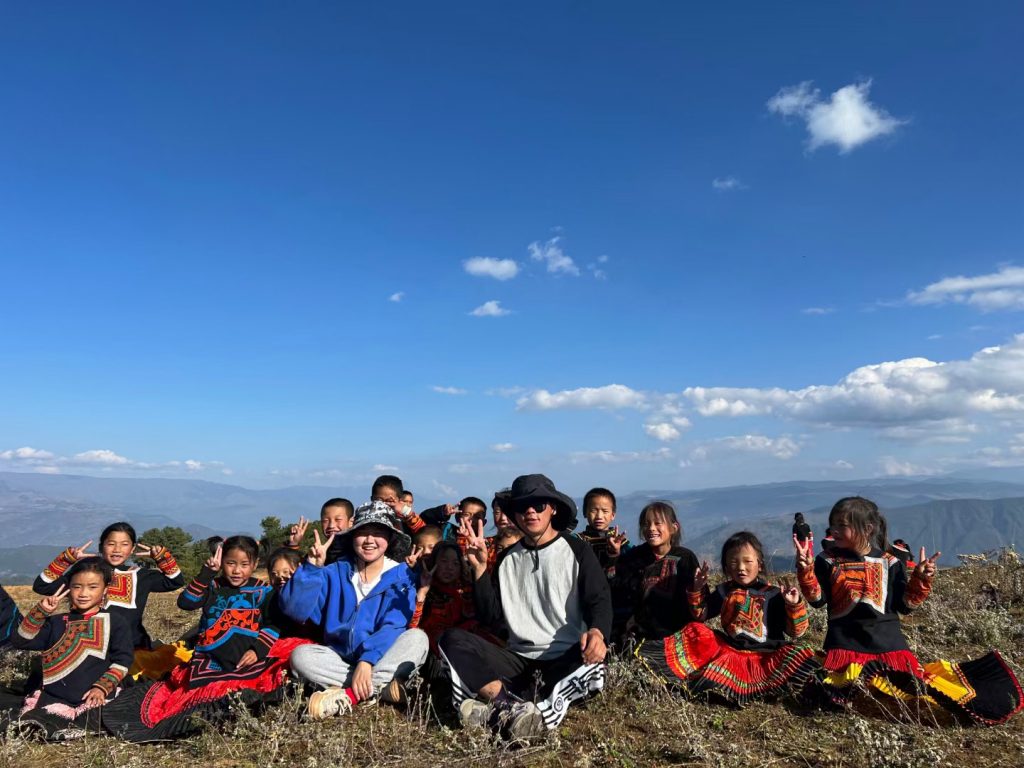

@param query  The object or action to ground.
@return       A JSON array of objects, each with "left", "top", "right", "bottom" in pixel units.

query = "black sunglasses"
[{"left": 513, "top": 499, "right": 551, "bottom": 515}]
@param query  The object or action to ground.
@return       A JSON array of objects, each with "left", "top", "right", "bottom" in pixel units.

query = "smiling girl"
[
  {"left": 3, "top": 557, "right": 134, "bottom": 737},
  {"left": 611, "top": 501, "right": 701, "bottom": 645},
  {"left": 278, "top": 501, "right": 428, "bottom": 719},
  {"left": 642, "top": 531, "right": 817, "bottom": 704},
  {"left": 33, "top": 522, "right": 185, "bottom": 654}
]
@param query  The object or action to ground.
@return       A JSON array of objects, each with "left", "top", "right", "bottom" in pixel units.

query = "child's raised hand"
[
  {"left": 780, "top": 577, "right": 801, "bottom": 606},
  {"left": 461, "top": 518, "right": 489, "bottom": 577},
  {"left": 406, "top": 545, "right": 424, "bottom": 569},
  {"left": 69, "top": 540, "right": 94, "bottom": 561},
  {"left": 914, "top": 548, "right": 941, "bottom": 580},
  {"left": 236, "top": 650, "right": 258, "bottom": 669},
  {"left": 205, "top": 543, "right": 223, "bottom": 572},
  {"left": 135, "top": 543, "right": 165, "bottom": 560},
  {"left": 307, "top": 530, "right": 334, "bottom": 568},
  {"left": 444, "top": 503, "right": 459, "bottom": 518},
  {"left": 693, "top": 561, "right": 711, "bottom": 592},
  {"left": 419, "top": 559, "right": 436, "bottom": 591},
  {"left": 82, "top": 687, "right": 107, "bottom": 708},
  {"left": 288, "top": 517, "right": 309, "bottom": 548},
  {"left": 39, "top": 584, "right": 70, "bottom": 614},
  {"left": 607, "top": 527, "right": 628, "bottom": 557},
  {"left": 793, "top": 534, "right": 814, "bottom": 569}
]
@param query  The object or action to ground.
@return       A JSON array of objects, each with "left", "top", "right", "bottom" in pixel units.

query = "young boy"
[
  {"left": 422, "top": 497, "right": 487, "bottom": 554},
  {"left": 413, "top": 526, "right": 443, "bottom": 560},
  {"left": 577, "top": 488, "right": 629, "bottom": 577},
  {"left": 487, "top": 490, "right": 522, "bottom": 572},
  {"left": 288, "top": 498, "right": 355, "bottom": 565},
  {"left": 5, "top": 557, "right": 133, "bottom": 732},
  {"left": 440, "top": 475, "right": 611, "bottom": 741},
  {"left": 372, "top": 475, "right": 429, "bottom": 535}
]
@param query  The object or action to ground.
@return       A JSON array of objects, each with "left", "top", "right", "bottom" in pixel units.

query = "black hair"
[
  {"left": 221, "top": 535, "right": 259, "bottom": 563},
  {"left": 371, "top": 475, "right": 404, "bottom": 498},
  {"left": 401, "top": 490, "right": 414, "bottom": 501},
  {"left": 206, "top": 536, "right": 224, "bottom": 556},
  {"left": 429, "top": 540, "right": 464, "bottom": 580},
  {"left": 268, "top": 547, "right": 302, "bottom": 571},
  {"left": 639, "top": 501, "right": 682, "bottom": 547},
  {"left": 67, "top": 555, "right": 114, "bottom": 586},
  {"left": 829, "top": 496, "right": 888, "bottom": 553},
  {"left": 414, "top": 525, "right": 443, "bottom": 545},
  {"left": 793, "top": 512, "right": 805, "bottom": 524},
  {"left": 584, "top": 487, "right": 617, "bottom": 512},
  {"left": 100, "top": 522, "right": 137, "bottom": 545},
  {"left": 720, "top": 531, "right": 765, "bottom": 576},
  {"left": 321, "top": 498, "right": 354, "bottom": 518},
  {"left": 459, "top": 497, "right": 487, "bottom": 524},
  {"left": 491, "top": 488, "right": 511, "bottom": 513}
]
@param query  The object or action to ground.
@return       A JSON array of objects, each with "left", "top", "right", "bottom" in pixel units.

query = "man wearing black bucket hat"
[{"left": 439, "top": 474, "right": 612, "bottom": 741}]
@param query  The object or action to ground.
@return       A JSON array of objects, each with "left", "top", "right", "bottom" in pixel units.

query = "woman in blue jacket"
[{"left": 278, "top": 500, "right": 428, "bottom": 719}]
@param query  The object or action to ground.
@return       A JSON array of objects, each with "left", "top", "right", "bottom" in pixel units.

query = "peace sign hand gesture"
[
  {"left": 460, "top": 518, "right": 488, "bottom": 579},
  {"left": 780, "top": 576, "right": 802, "bottom": 606},
  {"left": 307, "top": 530, "right": 335, "bottom": 568},
  {"left": 692, "top": 560, "right": 711, "bottom": 592},
  {"left": 205, "top": 543, "right": 223, "bottom": 572},
  {"left": 914, "top": 548, "right": 941, "bottom": 581},
  {"left": 793, "top": 534, "right": 814, "bottom": 570},
  {"left": 406, "top": 544, "right": 424, "bottom": 569},
  {"left": 135, "top": 543, "right": 165, "bottom": 560},
  {"left": 69, "top": 540, "right": 94, "bottom": 561},
  {"left": 40, "top": 584, "right": 70, "bottom": 614},
  {"left": 288, "top": 517, "right": 309, "bottom": 548}
]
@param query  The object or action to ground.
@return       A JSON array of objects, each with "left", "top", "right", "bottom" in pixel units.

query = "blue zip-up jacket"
[{"left": 278, "top": 557, "right": 417, "bottom": 666}]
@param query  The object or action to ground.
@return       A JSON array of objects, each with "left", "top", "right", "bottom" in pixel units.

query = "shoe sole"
[{"left": 507, "top": 709, "right": 547, "bottom": 741}]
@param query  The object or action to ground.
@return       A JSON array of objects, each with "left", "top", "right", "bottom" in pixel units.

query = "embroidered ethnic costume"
[
  {"left": 101, "top": 567, "right": 309, "bottom": 742},
  {"left": 35, "top": 548, "right": 185, "bottom": 650},
  {"left": 641, "top": 580, "right": 817, "bottom": 703},
  {"left": 799, "top": 547, "right": 1024, "bottom": 725},
  {"left": 611, "top": 544, "right": 700, "bottom": 642}
]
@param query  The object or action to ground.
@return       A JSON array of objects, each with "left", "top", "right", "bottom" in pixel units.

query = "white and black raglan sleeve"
[
  {"left": 472, "top": 550, "right": 508, "bottom": 631},
  {"left": 564, "top": 534, "right": 613, "bottom": 641}
]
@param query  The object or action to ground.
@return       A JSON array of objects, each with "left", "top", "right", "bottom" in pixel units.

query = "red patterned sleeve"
[
  {"left": 784, "top": 599, "right": 810, "bottom": 638},
  {"left": 91, "top": 664, "right": 128, "bottom": 696},
  {"left": 409, "top": 600, "right": 425, "bottom": 629},
  {"left": 40, "top": 548, "right": 77, "bottom": 584},
  {"left": 154, "top": 548, "right": 182, "bottom": 579},
  {"left": 903, "top": 571, "right": 932, "bottom": 609},
  {"left": 17, "top": 605, "right": 48, "bottom": 641},
  {"left": 797, "top": 564, "right": 822, "bottom": 606},
  {"left": 687, "top": 586, "right": 708, "bottom": 621}
]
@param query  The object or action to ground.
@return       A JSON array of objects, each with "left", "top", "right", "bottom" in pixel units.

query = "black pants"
[{"left": 439, "top": 627, "right": 583, "bottom": 699}]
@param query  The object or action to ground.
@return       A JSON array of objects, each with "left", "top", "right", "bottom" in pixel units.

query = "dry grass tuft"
[{"left": 3, "top": 557, "right": 1024, "bottom": 768}]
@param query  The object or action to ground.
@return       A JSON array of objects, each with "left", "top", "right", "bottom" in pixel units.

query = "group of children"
[{"left": 1, "top": 474, "right": 1022, "bottom": 743}]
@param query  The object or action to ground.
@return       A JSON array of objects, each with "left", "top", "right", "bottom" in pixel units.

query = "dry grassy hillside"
[{"left": 2, "top": 555, "right": 1024, "bottom": 768}]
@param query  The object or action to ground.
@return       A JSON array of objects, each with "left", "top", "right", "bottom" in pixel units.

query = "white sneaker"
[
  {"left": 506, "top": 701, "right": 546, "bottom": 741},
  {"left": 306, "top": 687, "right": 353, "bottom": 719},
  {"left": 458, "top": 698, "right": 492, "bottom": 729}
]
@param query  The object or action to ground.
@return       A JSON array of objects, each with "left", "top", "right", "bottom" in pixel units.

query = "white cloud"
[
  {"left": 768, "top": 79, "right": 905, "bottom": 153},
  {"left": 372, "top": 464, "right": 399, "bottom": 472},
  {"left": 569, "top": 448, "right": 672, "bottom": 464},
  {"left": 644, "top": 422, "right": 682, "bottom": 442},
  {"left": 485, "top": 386, "right": 526, "bottom": 398},
  {"left": 879, "top": 418, "right": 978, "bottom": 444},
  {"left": 490, "top": 442, "right": 516, "bottom": 452},
  {"left": 683, "top": 335, "right": 1024, "bottom": 427},
  {"left": 72, "top": 449, "right": 132, "bottom": 466},
  {"left": 432, "top": 479, "right": 457, "bottom": 498},
  {"left": 907, "top": 265, "right": 1024, "bottom": 312},
  {"left": 463, "top": 257, "right": 519, "bottom": 281},
  {"left": 834, "top": 459, "right": 854, "bottom": 470},
  {"left": 432, "top": 385, "right": 468, "bottom": 396},
  {"left": 183, "top": 459, "right": 204, "bottom": 472},
  {"left": 802, "top": 307, "right": 835, "bottom": 315},
  {"left": 469, "top": 300, "right": 511, "bottom": 317},
  {"left": 688, "top": 435, "right": 800, "bottom": 461},
  {"left": 879, "top": 456, "right": 939, "bottom": 477},
  {"left": 528, "top": 236, "right": 579, "bottom": 276},
  {"left": 389, "top": 292, "right": 404, "bottom": 303},
  {"left": 712, "top": 176, "right": 747, "bottom": 192},
  {"left": 516, "top": 384, "right": 647, "bottom": 411},
  {"left": 0, "top": 446, "right": 54, "bottom": 461}
]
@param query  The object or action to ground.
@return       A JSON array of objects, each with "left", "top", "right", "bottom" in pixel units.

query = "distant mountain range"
[{"left": 1, "top": 470, "right": 1022, "bottom": 581}]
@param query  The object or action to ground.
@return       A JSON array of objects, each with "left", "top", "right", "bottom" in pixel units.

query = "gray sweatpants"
[{"left": 290, "top": 628, "right": 429, "bottom": 691}]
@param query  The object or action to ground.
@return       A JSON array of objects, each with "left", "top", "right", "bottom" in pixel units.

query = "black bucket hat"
[
  {"left": 508, "top": 474, "right": 578, "bottom": 532},
  {"left": 338, "top": 500, "right": 412, "bottom": 561}
]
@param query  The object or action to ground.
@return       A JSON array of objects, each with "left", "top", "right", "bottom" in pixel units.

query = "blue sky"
[{"left": 2, "top": 3, "right": 1023, "bottom": 497}]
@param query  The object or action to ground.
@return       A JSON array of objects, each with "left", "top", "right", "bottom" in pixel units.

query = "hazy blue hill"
[{"left": 687, "top": 497, "right": 1024, "bottom": 569}]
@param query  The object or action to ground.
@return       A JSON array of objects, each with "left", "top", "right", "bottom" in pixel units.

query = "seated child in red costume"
[{"left": 642, "top": 531, "right": 817, "bottom": 704}]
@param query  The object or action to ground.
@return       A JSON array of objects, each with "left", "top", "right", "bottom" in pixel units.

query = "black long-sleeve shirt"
[
  {"left": 473, "top": 532, "right": 612, "bottom": 660},
  {"left": 612, "top": 544, "right": 700, "bottom": 641}
]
